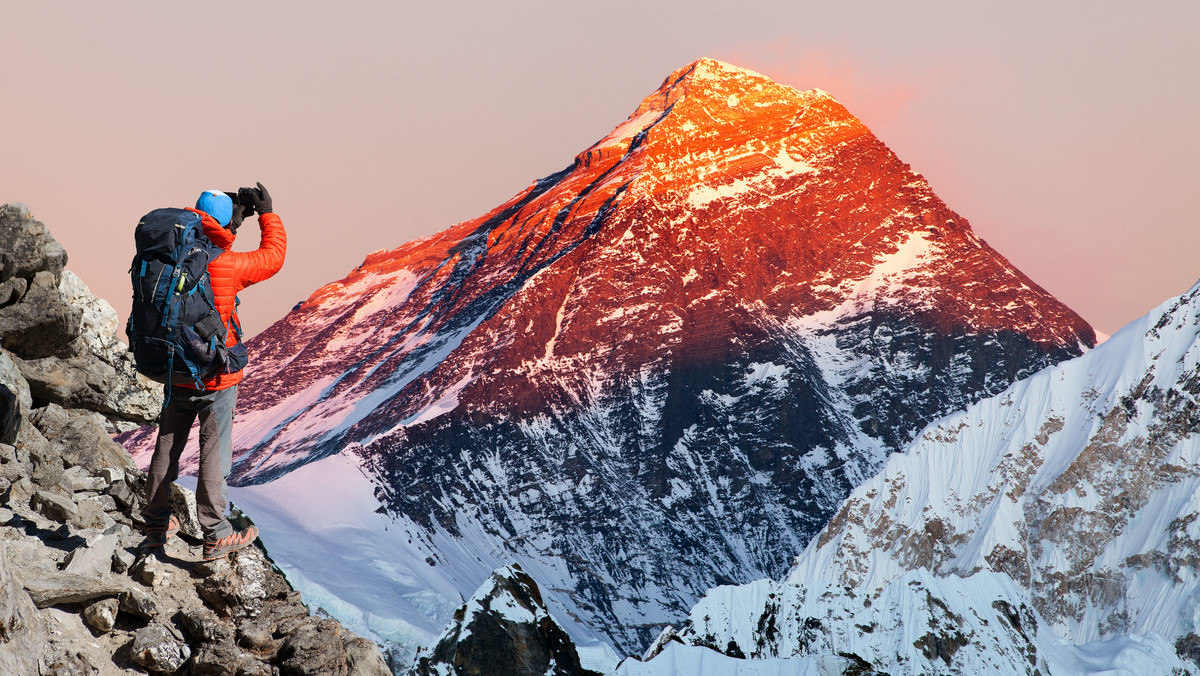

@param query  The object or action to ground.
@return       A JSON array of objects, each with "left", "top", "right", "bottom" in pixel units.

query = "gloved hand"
[
  {"left": 250, "top": 182, "right": 273, "bottom": 214},
  {"left": 228, "top": 204, "right": 248, "bottom": 234}
]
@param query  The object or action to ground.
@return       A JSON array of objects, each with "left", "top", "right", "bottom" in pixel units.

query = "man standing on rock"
[{"left": 143, "top": 184, "right": 285, "bottom": 560}]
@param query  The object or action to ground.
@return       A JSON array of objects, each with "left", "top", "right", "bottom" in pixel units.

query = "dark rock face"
[
  {"left": 413, "top": 565, "right": 601, "bottom": 676},
  {"left": 0, "top": 203, "right": 390, "bottom": 675},
  {"left": 0, "top": 269, "right": 81, "bottom": 358},
  {"left": 0, "top": 383, "right": 18, "bottom": 444}
]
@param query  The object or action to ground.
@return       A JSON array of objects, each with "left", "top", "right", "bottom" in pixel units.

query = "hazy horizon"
[{"left": 4, "top": 2, "right": 1197, "bottom": 338}]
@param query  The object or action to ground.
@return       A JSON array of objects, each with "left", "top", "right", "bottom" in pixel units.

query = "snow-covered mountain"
[
  {"left": 636, "top": 279, "right": 1200, "bottom": 674},
  {"left": 121, "top": 58, "right": 1095, "bottom": 661}
]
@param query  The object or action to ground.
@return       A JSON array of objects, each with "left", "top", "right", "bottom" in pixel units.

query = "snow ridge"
[{"left": 645, "top": 279, "right": 1200, "bottom": 674}]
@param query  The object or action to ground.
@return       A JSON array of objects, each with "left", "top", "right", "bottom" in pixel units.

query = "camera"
[{"left": 223, "top": 187, "right": 263, "bottom": 217}]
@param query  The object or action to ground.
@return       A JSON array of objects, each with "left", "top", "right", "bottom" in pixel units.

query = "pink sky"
[{"left": 3, "top": 2, "right": 1197, "bottom": 338}]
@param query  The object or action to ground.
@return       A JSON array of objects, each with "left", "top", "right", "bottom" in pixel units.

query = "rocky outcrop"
[
  {"left": 0, "top": 203, "right": 162, "bottom": 431},
  {"left": 412, "top": 565, "right": 601, "bottom": 676},
  {"left": 0, "top": 204, "right": 391, "bottom": 675}
]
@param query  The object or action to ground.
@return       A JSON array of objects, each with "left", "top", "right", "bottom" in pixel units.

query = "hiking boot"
[
  {"left": 202, "top": 525, "right": 259, "bottom": 561},
  {"left": 145, "top": 515, "right": 180, "bottom": 548}
]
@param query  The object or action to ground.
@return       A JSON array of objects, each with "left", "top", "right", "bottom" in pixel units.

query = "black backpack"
[{"left": 126, "top": 208, "right": 247, "bottom": 389}]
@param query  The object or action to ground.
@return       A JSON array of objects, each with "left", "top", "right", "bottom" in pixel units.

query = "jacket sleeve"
[{"left": 232, "top": 212, "right": 287, "bottom": 290}]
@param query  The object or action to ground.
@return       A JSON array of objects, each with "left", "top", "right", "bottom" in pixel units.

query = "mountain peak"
[{"left": 123, "top": 58, "right": 1097, "bottom": 659}]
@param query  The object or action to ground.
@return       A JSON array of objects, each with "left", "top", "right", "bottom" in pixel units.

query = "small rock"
[
  {"left": 0, "top": 276, "right": 25, "bottom": 306},
  {"left": 71, "top": 475, "right": 107, "bottom": 493},
  {"left": 130, "top": 623, "right": 191, "bottom": 673},
  {"left": 192, "top": 558, "right": 229, "bottom": 578},
  {"left": 98, "top": 466, "right": 125, "bottom": 484},
  {"left": 119, "top": 586, "right": 157, "bottom": 621},
  {"left": 112, "top": 546, "right": 136, "bottom": 574},
  {"left": 237, "top": 620, "right": 277, "bottom": 652},
  {"left": 168, "top": 482, "right": 204, "bottom": 539},
  {"left": 31, "top": 489, "right": 78, "bottom": 522},
  {"left": 69, "top": 497, "right": 114, "bottom": 531},
  {"left": 30, "top": 452, "right": 67, "bottom": 495},
  {"left": 190, "top": 641, "right": 251, "bottom": 676},
  {"left": 131, "top": 554, "right": 172, "bottom": 588},
  {"left": 10, "top": 476, "right": 34, "bottom": 504},
  {"left": 86, "top": 493, "right": 118, "bottom": 513},
  {"left": 178, "top": 606, "right": 234, "bottom": 644},
  {"left": 0, "top": 441, "right": 16, "bottom": 463},
  {"left": 106, "top": 479, "right": 136, "bottom": 509},
  {"left": 29, "top": 401, "right": 71, "bottom": 437},
  {"left": 81, "top": 597, "right": 119, "bottom": 633}
]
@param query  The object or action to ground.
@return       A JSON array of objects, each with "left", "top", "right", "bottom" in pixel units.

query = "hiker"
[{"left": 141, "top": 184, "right": 286, "bottom": 560}]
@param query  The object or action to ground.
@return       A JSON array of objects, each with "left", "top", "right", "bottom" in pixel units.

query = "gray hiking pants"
[{"left": 143, "top": 385, "right": 237, "bottom": 541}]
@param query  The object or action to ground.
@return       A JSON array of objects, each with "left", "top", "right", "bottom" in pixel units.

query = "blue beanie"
[{"left": 196, "top": 190, "right": 234, "bottom": 227}]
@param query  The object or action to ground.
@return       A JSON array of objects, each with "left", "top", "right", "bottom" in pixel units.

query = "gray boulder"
[
  {"left": 21, "top": 568, "right": 129, "bottom": 608},
  {"left": 61, "top": 532, "right": 121, "bottom": 576},
  {"left": 0, "top": 269, "right": 81, "bottom": 358},
  {"left": 54, "top": 410, "right": 134, "bottom": 473}
]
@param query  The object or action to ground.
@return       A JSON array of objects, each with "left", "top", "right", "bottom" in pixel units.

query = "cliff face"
[
  {"left": 122, "top": 59, "right": 1096, "bottom": 656},
  {"left": 0, "top": 204, "right": 390, "bottom": 676}
]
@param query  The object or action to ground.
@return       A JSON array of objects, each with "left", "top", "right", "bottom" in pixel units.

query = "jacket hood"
[{"left": 189, "top": 207, "right": 236, "bottom": 250}]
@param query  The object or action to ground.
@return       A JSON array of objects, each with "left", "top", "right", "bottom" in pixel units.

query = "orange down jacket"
[{"left": 183, "top": 207, "right": 287, "bottom": 391}]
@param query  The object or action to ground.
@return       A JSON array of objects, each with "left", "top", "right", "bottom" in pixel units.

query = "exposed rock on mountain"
[
  {"left": 638, "top": 279, "right": 1200, "bottom": 674},
  {"left": 0, "top": 204, "right": 162, "bottom": 429},
  {"left": 122, "top": 59, "right": 1096, "bottom": 657},
  {"left": 412, "top": 565, "right": 601, "bottom": 676},
  {"left": 0, "top": 204, "right": 390, "bottom": 675}
]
